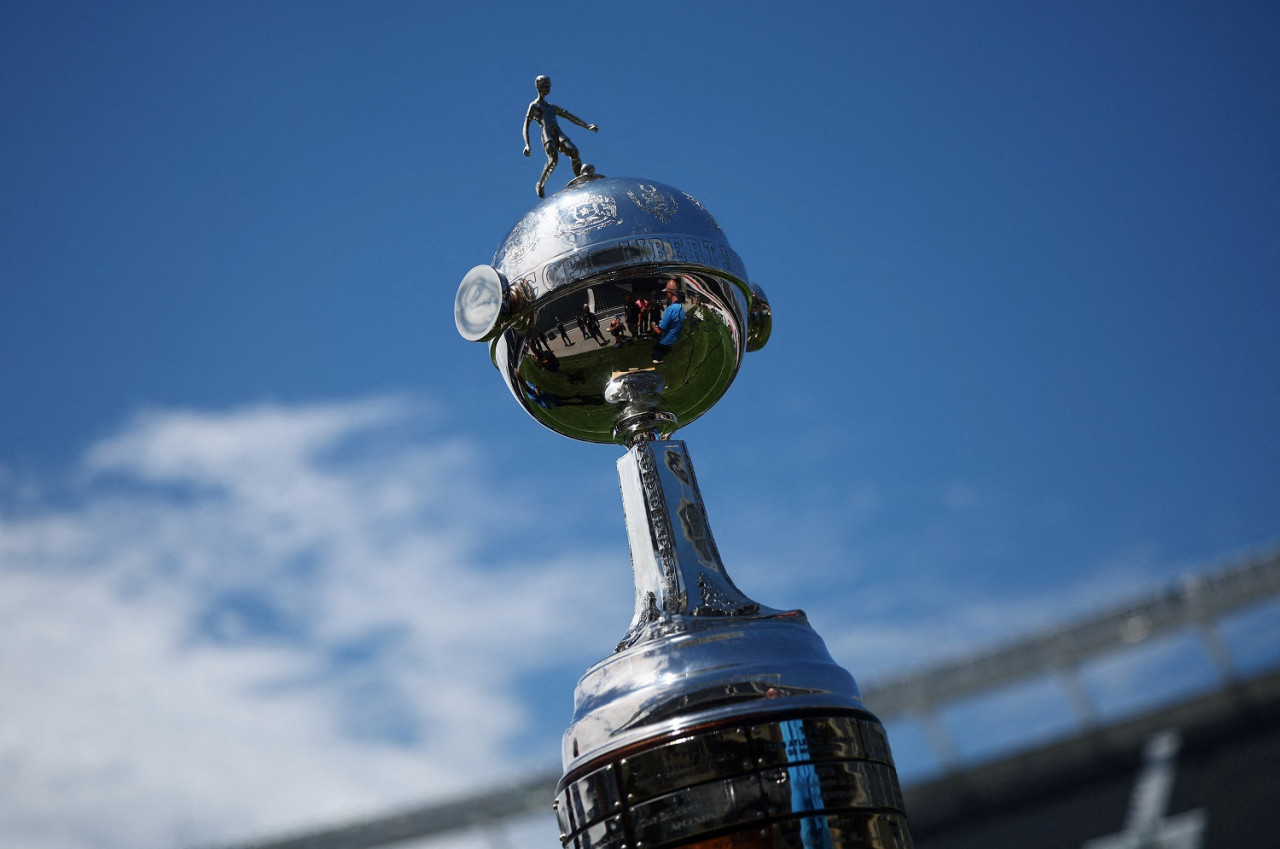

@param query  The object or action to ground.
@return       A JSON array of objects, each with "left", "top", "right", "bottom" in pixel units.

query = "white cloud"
[{"left": 0, "top": 396, "right": 626, "bottom": 849}]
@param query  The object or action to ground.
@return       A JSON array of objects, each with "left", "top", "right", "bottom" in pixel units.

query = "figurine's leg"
[
  {"left": 538, "top": 149, "right": 558, "bottom": 198},
  {"left": 561, "top": 138, "right": 583, "bottom": 176}
]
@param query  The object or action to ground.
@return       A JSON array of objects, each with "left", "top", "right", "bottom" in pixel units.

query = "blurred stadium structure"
[{"left": 213, "top": 546, "right": 1280, "bottom": 849}]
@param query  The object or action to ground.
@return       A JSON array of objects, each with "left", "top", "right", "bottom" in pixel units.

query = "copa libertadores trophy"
[{"left": 455, "top": 77, "right": 912, "bottom": 849}]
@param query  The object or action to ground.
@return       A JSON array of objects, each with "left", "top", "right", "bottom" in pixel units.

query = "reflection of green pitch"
[{"left": 523, "top": 318, "right": 736, "bottom": 443}]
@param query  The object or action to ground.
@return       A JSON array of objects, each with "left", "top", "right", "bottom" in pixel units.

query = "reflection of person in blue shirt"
[
  {"left": 524, "top": 379, "right": 558, "bottom": 408},
  {"left": 651, "top": 279, "right": 686, "bottom": 363},
  {"left": 780, "top": 719, "right": 835, "bottom": 848}
]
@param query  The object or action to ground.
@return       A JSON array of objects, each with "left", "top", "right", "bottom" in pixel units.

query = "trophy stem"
[{"left": 615, "top": 439, "right": 775, "bottom": 651}]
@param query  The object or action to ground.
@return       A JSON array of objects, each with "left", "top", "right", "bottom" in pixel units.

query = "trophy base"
[
  {"left": 557, "top": 616, "right": 912, "bottom": 849},
  {"left": 555, "top": 708, "right": 911, "bottom": 849}
]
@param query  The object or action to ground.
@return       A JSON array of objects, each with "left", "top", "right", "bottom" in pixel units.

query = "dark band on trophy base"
[{"left": 555, "top": 713, "right": 908, "bottom": 849}]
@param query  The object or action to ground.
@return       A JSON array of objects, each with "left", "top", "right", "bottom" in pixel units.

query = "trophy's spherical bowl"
[{"left": 481, "top": 176, "right": 767, "bottom": 444}]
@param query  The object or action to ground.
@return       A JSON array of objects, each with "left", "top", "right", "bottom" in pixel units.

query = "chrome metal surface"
[
  {"left": 556, "top": 715, "right": 910, "bottom": 849},
  {"left": 454, "top": 265, "right": 508, "bottom": 342},
  {"left": 490, "top": 176, "right": 746, "bottom": 303},
  {"left": 747, "top": 281, "right": 773, "bottom": 353},
  {"left": 522, "top": 75, "right": 598, "bottom": 198},
  {"left": 564, "top": 620, "right": 870, "bottom": 770},
  {"left": 616, "top": 440, "right": 777, "bottom": 648},
  {"left": 462, "top": 174, "right": 769, "bottom": 444},
  {"left": 496, "top": 268, "right": 749, "bottom": 444}
]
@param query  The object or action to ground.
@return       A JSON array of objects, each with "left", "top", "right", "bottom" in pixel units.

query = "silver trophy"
[{"left": 455, "top": 79, "right": 912, "bottom": 848}]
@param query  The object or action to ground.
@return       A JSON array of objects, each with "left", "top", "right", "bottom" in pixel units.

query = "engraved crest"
[
  {"left": 498, "top": 213, "right": 540, "bottom": 269},
  {"left": 628, "top": 184, "right": 679, "bottom": 223},
  {"left": 682, "top": 192, "right": 721, "bottom": 231},
  {"left": 556, "top": 195, "right": 619, "bottom": 240}
]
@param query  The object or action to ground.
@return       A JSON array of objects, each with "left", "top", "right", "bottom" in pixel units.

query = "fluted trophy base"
[
  {"left": 555, "top": 709, "right": 910, "bottom": 849},
  {"left": 553, "top": 441, "right": 912, "bottom": 849}
]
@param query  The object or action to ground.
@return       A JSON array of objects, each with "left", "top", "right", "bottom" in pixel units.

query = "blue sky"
[{"left": 2, "top": 2, "right": 1278, "bottom": 847}]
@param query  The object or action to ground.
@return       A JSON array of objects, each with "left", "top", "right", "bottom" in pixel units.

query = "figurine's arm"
[
  {"left": 522, "top": 104, "right": 536, "bottom": 155},
  {"left": 557, "top": 106, "right": 598, "bottom": 133}
]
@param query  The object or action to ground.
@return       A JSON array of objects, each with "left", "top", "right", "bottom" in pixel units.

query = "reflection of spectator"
[
  {"left": 524, "top": 379, "right": 558, "bottom": 408},
  {"left": 624, "top": 294, "right": 642, "bottom": 339},
  {"left": 578, "top": 304, "right": 608, "bottom": 345},
  {"left": 608, "top": 316, "right": 626, "bottom": 345},
  {"left": 651, "top": 279, "right": 686, "bottom": 364},
  {"left": 646, "top": 296, "right": 663, "bottom": 337},
  {"left": 634, "top": 294, "right": 652, "bottom": 337},
  {"left": 534, "top": 347, "right": 560, "bottom": 371},
  {"left": 554, "top": 317, "right": 574, "bottom": 346},
  {"left": 534, "top": 349, "right": 585, "bottom": 384}
]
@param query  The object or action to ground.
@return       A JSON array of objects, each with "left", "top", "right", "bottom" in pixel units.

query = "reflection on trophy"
[{"left": 456, "top": 84, "right": 912, "bottom": 848}]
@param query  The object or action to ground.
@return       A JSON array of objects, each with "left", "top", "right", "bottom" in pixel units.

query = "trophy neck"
[{"left": 615, "top": 439, "right": 782, "bottom": 650}]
